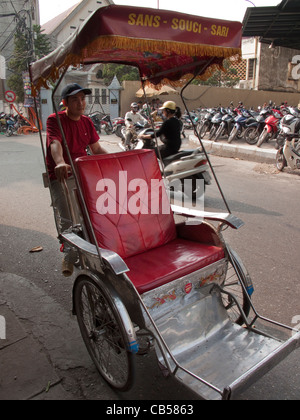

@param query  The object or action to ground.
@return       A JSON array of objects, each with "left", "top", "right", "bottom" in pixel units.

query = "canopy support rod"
[{"left": 180, "top": 61, "right": 231, "bottom": 214}]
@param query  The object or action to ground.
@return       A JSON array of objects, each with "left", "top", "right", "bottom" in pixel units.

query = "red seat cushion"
[
  {"left": 75, "top": 150, "right": 177, "bottom": 259},
  {"left": 75, "top": 150, "right": 224, "bottom": 295},
  {"left": 124, "top": 238, "right": 225, "bottom": 294}
]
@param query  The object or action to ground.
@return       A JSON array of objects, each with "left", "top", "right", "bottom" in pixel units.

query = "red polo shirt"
[{"left": 46, "top": 111, "right": 99, "bottom": 180}]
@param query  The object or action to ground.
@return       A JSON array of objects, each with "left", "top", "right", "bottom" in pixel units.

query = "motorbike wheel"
[
  {"left": 105, "top": 126, "right": 113, "bottom": 135},
  {"left": 244, "top": 127, "right": 258, "bottom": 145},
  {"left": 214, "top": 125, "right": 225, "bottom": 142},
  {"left": 198, "top": 122, "right": 209, "bottom": 139},
  {"left": 115, "top": 125, "right": 123, "bottom": 138},
  {"left": 209, "top": 126, "right": 217, "bottom": 140},
  {"left": 228, "top": 126, "right": 238, "bottom": 143},
  {"left": 257, "top": 129, "right": 269, "bottom": 148},
  {"left": 6, "top": 127, "right": 13, "bottom": 137},
  {"left": 276, "top": 149, "right": 287, "bottom": 171}
]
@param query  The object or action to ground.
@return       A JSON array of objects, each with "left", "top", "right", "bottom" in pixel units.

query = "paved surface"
[
  {"left": 0, "top": 131, "right": 298, "bottom": 400},
  {"left": 189, "top": 134, "right": 277, "bottom": 164}
]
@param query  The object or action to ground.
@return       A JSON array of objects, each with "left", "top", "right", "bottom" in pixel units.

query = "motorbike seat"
[
  {"left": 75, "top": 150, "right": 225, "bottom": 294},
  {"left": 163, "top": 150, "right": 195, "bottom": 166}
]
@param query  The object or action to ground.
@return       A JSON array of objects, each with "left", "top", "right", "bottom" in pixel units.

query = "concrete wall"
[
  {"left": 258, "top": 43, "right": 300, "bottom": 94},
  {"left": 120, "top": 81, "right": 300, "bottom": 117}
]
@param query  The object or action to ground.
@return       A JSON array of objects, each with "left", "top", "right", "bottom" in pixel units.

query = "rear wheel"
[
  {"left": 221, "top": 251, "right": 252, "bottom": 325},
  {"left": 73, "top": 276, "right": 135, "bottom": 391}
]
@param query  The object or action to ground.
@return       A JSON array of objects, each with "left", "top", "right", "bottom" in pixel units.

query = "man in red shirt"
[{"left": 46, "top": 83, "right": 107, "bottom": 276}]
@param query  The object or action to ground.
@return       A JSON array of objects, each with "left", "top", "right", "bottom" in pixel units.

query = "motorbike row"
[
  {"left": 88, "top": 111, "right": 125, "bottom": 137},
  {"left": 197, "top": 105, "right": 299, "bottom": 147}
]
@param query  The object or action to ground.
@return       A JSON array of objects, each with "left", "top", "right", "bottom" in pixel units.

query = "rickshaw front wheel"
[{"left": 73, "top": 275, "right": 135, "bottom": 392}]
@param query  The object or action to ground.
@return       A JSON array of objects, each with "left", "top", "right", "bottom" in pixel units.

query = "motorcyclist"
[
  {"left": 124, "top": 102, "right": 148, "bottom": 149},
  {"left": 141, "top": 101, "right": 181, "bottom": 160}
]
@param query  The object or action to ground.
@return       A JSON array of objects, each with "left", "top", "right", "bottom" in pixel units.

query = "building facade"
[
  {"left": 0, "top": 0, "right": 39, "bottom": 105},
  {"left": 239, "top": 37, "right": 300, "bottom": 94},
  {"left": 42, "top": 0, "right": 114, "bottom": 116}
]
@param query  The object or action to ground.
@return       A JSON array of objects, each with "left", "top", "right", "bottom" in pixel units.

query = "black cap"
[{"left": 61, "top": 83, "right": 92, "bottom": 100}]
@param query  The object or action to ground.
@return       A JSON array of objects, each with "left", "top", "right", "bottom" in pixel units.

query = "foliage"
[
  {"left": 7, "top": 24, "right": 52, "bottom": 102},
  {"left": 102, "top": 64, "right": 140, "bottom": 85},
  {"left": 199, "top": 59, "right": 240, "bottom": 88}
]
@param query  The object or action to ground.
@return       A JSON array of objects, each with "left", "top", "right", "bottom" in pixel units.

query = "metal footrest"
[{"left": 153, "top": 287, "right": 300, "bottom": 400}]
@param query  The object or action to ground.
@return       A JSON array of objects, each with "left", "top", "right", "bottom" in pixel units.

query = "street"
[{"left": 0, "top": 132, "right": 300, "bottom": 400}]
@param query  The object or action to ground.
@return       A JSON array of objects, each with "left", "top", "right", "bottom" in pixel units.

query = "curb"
[{"left": 189, "top": 135, "right": 277, "bottom": 164}]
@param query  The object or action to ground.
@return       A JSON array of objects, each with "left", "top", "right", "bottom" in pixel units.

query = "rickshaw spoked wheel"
[
  {"left": 222, "top": 253, "right": 251, "bottom": 326},
  {"left": 73, "top": 275, "right": 135, "bottom": 392}
]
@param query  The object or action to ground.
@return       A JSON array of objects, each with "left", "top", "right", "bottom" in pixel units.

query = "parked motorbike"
[
  {"left": 209, "top": 107, "right": 227, "bottom": 140},
  {"left": 228, "top": 109, "right": 255, "bottom": 143},
  {"left": 257, "top": 108, "right": 283, "bottom": 148},
  {"left": 197, "top": 108, "right": 217, "bottom": 139},
  {"left": 89, "top": 111, "right": 102, "bottom": 133},
  {"left": 100, "top": 114, "right": 114, "bottom": 135},
  {"left": 276, "top": 107, "right": 300, "bottom": 149},
  {"left": 214, "top": 108, "right": 237, "bottom": 141},
  {"left": 112, "top": 117, "right": 125, "bottom": 137},
  {"left": 6, "top": 115, "right": 20, "bottom": 137},
  {"left": 276, "top": 113, "right": 300, "bottom": 171},
  {"left": 243, "top": 108, "right": 271, "bottom": 145}
]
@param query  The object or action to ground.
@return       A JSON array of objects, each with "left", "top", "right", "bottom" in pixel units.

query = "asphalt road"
[{"left": 0, "top": 132, "right": 300, "bottom": 400}]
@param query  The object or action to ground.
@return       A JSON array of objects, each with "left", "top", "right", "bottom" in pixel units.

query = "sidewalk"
[
  {"left": 0, "top": 273, "right": 87, "bottom": 400},
  {"left": 189, "top": 134, "right": 277, "bottom": 164}
]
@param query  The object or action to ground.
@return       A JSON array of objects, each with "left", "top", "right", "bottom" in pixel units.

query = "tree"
[
  {"left": 102, "top": 64, "right": 140, "bottom": 85},
  {"left": 7, "top": 24, "right": 52, "bottom": 102},
  {"left": 199, "top": 59, "right": 240, "bottom": 88}
]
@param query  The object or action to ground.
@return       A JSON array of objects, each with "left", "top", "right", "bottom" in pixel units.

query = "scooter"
[
  {"left": 112, "top": 117, "right": 125, "bottom": 138},
  {"left": 100, "top": 114, "right": 114, "bottom": 135},
  {"left": 135, "top": 127, "right": 212, "bottom": 202},
  {"left": 243, "top": 108, "right": 271, "bottom": 145},
  {"left": 197, "top": 108, "right": 217, "bottom": 139},
  {"left": 228, "top": 109, "right": 253, "bottom": 143},
  {"left": 257, "top": 108, "right": 283, "bottom": 148},
  {"left": 214, "top": 108, "right": 236, "bottom": 141},
  {"left": 119, "top": 121, "right": 150, "bottom": 151},
  {"left": 276, "top": 114, "right": 300, "bottom": 171},
  {"left": 209, "top": 107, "right": 227, "bottom": 140}
]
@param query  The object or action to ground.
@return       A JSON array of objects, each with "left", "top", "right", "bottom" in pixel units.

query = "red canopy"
[{"left": 30, "top": 5, "right": 242, "bottom": 92}]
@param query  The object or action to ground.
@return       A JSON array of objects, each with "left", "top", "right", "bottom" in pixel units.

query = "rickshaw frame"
[{"left": 30, "top": 5, "right": 300, "bottom": 400}]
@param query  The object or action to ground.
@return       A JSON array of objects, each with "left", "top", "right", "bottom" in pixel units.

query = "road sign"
[{"left": 4, "top": 90, "right": 16, "bottom": 103}]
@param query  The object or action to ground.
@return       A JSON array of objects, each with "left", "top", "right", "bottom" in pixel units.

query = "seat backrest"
[{"left": 75, "top": 150, "right": 177, "bottom": 259}]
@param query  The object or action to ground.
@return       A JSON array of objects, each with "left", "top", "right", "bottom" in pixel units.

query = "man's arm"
[
  {"left": 89, "top": 141, "right": 107, "bottom": 155},
  {"left": 50, "top": 140, "right": 71, "bottom": 181}
]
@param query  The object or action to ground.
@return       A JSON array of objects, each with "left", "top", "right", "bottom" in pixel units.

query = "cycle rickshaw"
[{"left": 29, "top": 5, "right": 300, "bottom": 400}]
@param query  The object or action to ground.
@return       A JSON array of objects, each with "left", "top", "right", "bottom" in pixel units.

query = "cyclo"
[{"left": 29, "top": 5, "right": 300, "bottom": 400}]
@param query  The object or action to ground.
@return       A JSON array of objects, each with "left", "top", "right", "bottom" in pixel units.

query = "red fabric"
[
  {"left": 30, "top": 5, "right": 242, "bottom": 91},
  {"left": 75, "top": 150, "right": 225, "bottom": 294},
  {"left": 46, "top": 111, "right": 99, "bottom": 180},
  {"left": 124, "top": 239, "right": 225, "bottom": 294}
]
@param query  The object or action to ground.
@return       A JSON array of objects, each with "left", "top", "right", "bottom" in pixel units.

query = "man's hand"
[{"left": 54, "top": 163, "right": 72, "bottom": 182}]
